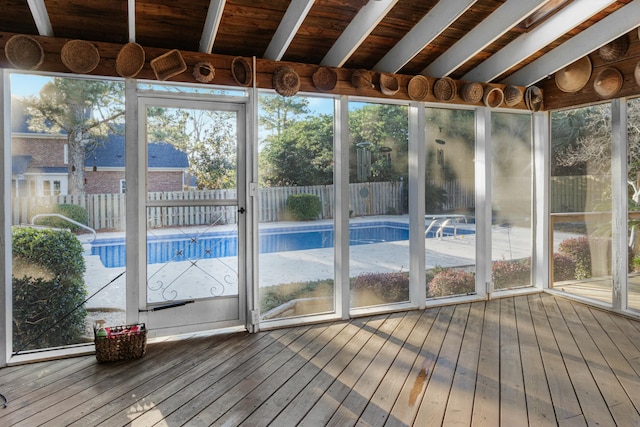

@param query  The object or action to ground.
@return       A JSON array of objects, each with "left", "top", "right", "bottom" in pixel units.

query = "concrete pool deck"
[{"left": 79, "top": 216, "right": 554, "bottom": 310}]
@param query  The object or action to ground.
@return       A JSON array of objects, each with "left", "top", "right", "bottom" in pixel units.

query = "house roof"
[
  {"left": 88, "top": 134, "right": 189, "bottom": 169},
  {"left": 12, "top": 155, "right": 31, "bottom": 175},
  {"left": 1, "top": 1, "right": 639, "bottom": 110}
]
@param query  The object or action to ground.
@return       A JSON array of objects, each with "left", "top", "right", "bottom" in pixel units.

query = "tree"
[
  {"left": 24, "top": 78, "right": 124, "bottom": 195},
  {"left": 259, "top": 114, "right": 334, "bottom": 186},
  {"left": 349, "top": 103, "right": 409, "bottom": 182},
  {"left": 553, "top": 102, "right": 640, "bottom": 203},
  {"left": 259, "top": 95, "right": 309, "bottom": 138}
]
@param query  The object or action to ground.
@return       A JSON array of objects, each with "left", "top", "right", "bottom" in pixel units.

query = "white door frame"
[{"left": 127, "top": 89, "right": 249, "bottom": 337}]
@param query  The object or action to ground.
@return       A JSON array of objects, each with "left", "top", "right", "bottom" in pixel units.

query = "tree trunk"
[{"left": 67, "top": 130, "right": 86, "bottom": 195}]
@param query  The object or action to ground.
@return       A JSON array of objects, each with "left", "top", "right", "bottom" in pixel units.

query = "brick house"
[
  {"left": 11, "top": 98, "right": 189, "bottom": 196},
  {"left": 84, "top": 134, "right": 189, "bottom": 194}
]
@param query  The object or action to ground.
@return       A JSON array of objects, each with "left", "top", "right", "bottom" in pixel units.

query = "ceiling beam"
[
  {"left": 264, "top": 0, "right": 314, "bottom": 60},
  {"left": 199, "top": 0, "right": 226, "bottom": 54},
  {"left": 463, "top": 0, "right": 615, "bottom": 83},
  {"left": 503, "top": 0, "right": 640, "bottom": 87},
  {"left": 373, "top": 0, "right": 477, "bottom": 73},
  {"left": 26, "top": 0, "right": 53, "bottom": 37},
  {"left": 422, "top": 0, "right": 550, "bottom": 78},
  {"left": 127, "top": 0, "right": 135, "bottom": 42},
  {"left": 320, "top": 0, "right": 398, "bottom": 68}
]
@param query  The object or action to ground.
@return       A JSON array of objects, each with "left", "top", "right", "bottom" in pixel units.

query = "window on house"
[
  {"left": 43, "top": 180, "right": 51, "bottom": 196},
  {"left": 53, "top": 180, "right": 61, "bottom": 195}
]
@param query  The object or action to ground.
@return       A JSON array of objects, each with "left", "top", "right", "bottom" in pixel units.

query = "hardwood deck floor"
[{"left": 2, "top": 293, "right": 640, "bottom": 426}]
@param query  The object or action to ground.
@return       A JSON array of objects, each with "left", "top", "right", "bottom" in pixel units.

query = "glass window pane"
[
  {"left": 551, "top": 104, "right": 612, "bottom": 304},
  {"left": 349, "top": 102, "right": 409, "bottom": 308},
  {"left": 491, "top": 112, "right": 533, "bottom": 290},
  {"left": 425, "top": 108, "right": 476, "bottom": 299},
  {"left": 11, "top": 74, "right": 126, "bottom": 353},
  {"left": 628, "top": 97, "right": 640, "bottom": 311},
  {"left": 258, "top": 94, "right": 335, "bottom": 320},
  {"left": 144, "top": 105, "right": 239, "bottom": 304}
]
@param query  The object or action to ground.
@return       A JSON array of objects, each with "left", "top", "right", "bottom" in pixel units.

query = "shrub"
[
  {"left": 553, "top": 253, "right": 576, "bottom": 281},
  {"left": 32, "top": 203, "right": 89, "bottom": 232},
  {"left": 558, "top": 236, "right": 591, "bottom": 279},
  {"left": 260, "top": 279, "right": 333, "bottom": 313},
  {"left": 492, "top": 258, "right": 530, "bottom": 289},
  {"left": 351, "top": 272, "right": 409, "bottom": 306},
  {"left": 12, "top": 226, "right": 87, "bottom": 351},
  {"left": 428, "top": 268, "right": 475, "bottom": 298},
  {"left": 285, "top": 194, "right": 322, "bottom": 221}
]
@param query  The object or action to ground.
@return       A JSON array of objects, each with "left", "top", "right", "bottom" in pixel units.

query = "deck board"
[
  {"left": 2, "top": 294, "right": 640, "bottom": 426},
  {"left": 514, "top": 296, "right": 556, "bottom": 426},
  {"left": 499, "top": 297, "right": 528, "bottom": 426},
  {"left": 541, "top": 293, "right": 617, "bottom": 426}
]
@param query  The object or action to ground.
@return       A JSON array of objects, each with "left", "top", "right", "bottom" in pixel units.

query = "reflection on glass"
[
  {"left": 349, "top": 102, "right": 409, "bottom": 308},
  {"left": 10, "top": 75, "right": 126, "bottom": 352},
  {"left": 628, "top": 98, "right": 640, "bottom": 311},
  {"left": 550, "top": 104, "right": 612, "bottom": 304},
  {"left": 258, "top": 95, "right": 335, "bottom": 319},
  {"left": 425, "top": 108, "right": 476, "bottom": 298},
  {"left": 491, "top": 113, "right": 532, "bottom": 290}
]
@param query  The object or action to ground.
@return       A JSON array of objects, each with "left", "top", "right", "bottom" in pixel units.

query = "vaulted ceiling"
[{"left": 1, "top": 0, "right": 640, "bottom": 108}]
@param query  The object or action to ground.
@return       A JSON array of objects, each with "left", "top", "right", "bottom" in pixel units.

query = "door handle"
[{"left": 238, "top": 207, "right": 246, "bottom": 214}]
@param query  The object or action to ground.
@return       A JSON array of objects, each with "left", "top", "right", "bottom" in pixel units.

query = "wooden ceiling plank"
[
  {"left": 373, "top": 0, "right": 476, "bottom": 73},
  {"left": 463, "top": 0, "right": 616, "bottom": 83},
  {"left": 503, "top": 0, "right": 640, "bottom": 87},
  {"left": 199, "top": 0, "right": 227, "bottom": 54},
  {"left": 27, "top": 0, "right": 53, "bottom": 37},
  {"left": 422, "top": 0, "right": 551, "bottom": 78},
  {"left": 320, "top": 0, "right": 398, "bottom": 68},
  {"left": 264, "top": 0, "right": 314, "bottom": 60}
]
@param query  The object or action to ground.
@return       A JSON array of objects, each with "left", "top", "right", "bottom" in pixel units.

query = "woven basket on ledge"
[
  {"left": 116, "top": 42, "right": 145, "bottom": 78},
  {"left": 150, "top": 50, "right": 187, "bottom": 81},
  {"left": 4, "top": 34, "right": 44, "bottom": 70},
  {"left": 433, "top": 77, "right": 456, "bottom": 102}
]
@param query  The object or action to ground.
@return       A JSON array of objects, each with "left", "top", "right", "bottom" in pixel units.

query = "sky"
[{"left": 10, "top": 73, "right": 51, "bottom": 98}]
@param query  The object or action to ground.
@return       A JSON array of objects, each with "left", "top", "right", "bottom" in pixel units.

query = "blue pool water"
[{"left": 90, "top": 221, "right": 473, "bottom": 268}]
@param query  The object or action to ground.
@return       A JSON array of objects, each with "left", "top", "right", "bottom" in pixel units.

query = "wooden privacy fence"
[
  {"left": 550, "top": 175, "right": 609, "bottom": 213},
  {"left": 14, "top": 176, "right": 598, "bottom": 231},
  {"left": 11, "top": 182, "right": 407, "bottom": 231}
]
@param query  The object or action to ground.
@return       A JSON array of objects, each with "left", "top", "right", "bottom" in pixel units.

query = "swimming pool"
[{"left": 90, "top": 221, "right": 473, "bottom": 268}]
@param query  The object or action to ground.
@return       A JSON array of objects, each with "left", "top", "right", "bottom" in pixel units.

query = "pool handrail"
[
  {"left": 425, "top": 218, "right": 458, "bottom": 240},
  {"left": 30, "top": 213, "right": 97, "bottom": 243}
]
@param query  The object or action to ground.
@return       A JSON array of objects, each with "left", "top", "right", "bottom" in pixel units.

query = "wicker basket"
[
  {"left": 433, "top": 77, "right": 456, "bottom": 102},
  {"left": 503, "top": 85, "right": 523, "bottom": 107},
  {"left": 461, "top": 82, "right": 483, "bottom": 104},
  {"left": 4, "top": 34, "right": 44, "bottom": 70},
  {"left": 483, "top": 86, "right": 504, "bottom": 108},
  {"left": 94, "top": 323, "right": 147, "bottom": 363},
  {"left": 150, "top": 49, "right": 187, "bottom": 81},
  {"left": 312, "top": 67, "right": 337, "bottom": 91},
  {"left": 116, "top": 42, "right": 145, "bottom": 78},
  {"left": 407, "top": 75, "right": 429, "bottom": 101},
  {"left": 61, "top": 40, "right": 100, "bottom": 74},
  {"left": 598, "top": 35, "right": 629, "bottom": 62}
]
